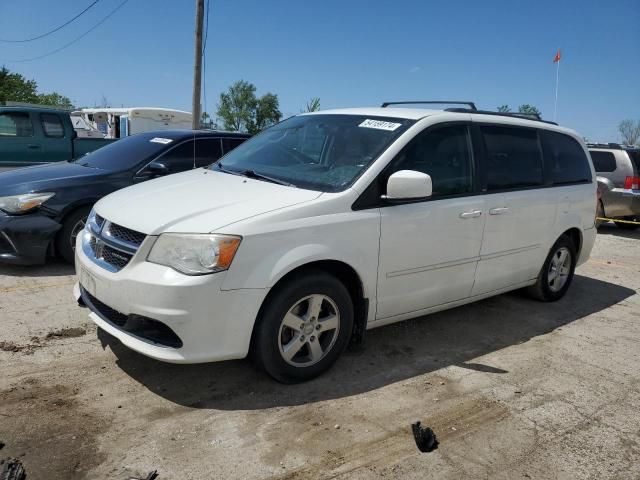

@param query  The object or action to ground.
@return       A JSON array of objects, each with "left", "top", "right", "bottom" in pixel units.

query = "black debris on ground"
[
  {"left": 1, "top": 459, "right": 26, "bottom": 480},
  {"left": 129, "top": 471, "right": 159, "bottom": 480},
  {"left": 411, "top": 421, "right": 439, "bottom": 453}
]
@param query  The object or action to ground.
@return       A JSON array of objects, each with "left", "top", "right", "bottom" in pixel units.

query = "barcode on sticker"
[
  {"left": 150, "top": 137, "right": 173, "bottom": 144},
  {"left": 358, "top": 119, "right": 402, "bottom": 131}
]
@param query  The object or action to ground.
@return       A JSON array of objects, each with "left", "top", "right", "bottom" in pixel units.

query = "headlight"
[
  {"left": 0, "top": 192, "right": 55, "bottom": 214},
  {"left": 147, "top": 233, "right": 242, "bottom": 275}
]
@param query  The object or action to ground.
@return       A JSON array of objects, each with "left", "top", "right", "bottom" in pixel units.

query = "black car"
[{"left": 0, "top": 130, "right": 249, "bottom": 265}]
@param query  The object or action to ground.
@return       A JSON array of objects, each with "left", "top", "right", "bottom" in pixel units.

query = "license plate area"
[{"left": 79, "top": 266, "right": 97, "bottom": 298}]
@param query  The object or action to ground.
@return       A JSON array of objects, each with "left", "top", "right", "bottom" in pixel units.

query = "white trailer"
[{"left": 73, "top": 107, "right": 193, "bottom": 139}]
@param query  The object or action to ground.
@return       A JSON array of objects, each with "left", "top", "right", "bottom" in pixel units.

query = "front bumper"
[
  {"left": 602, "top": 188, "right": 640, "bottom": 218},
  {"left": 0, "top": 211, "right": 61, "bottom": 265},
  {"left": 74, "top": 237, "right": 269, "bottom": 363}
]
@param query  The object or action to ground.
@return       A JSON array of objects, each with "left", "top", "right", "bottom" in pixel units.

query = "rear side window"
[
  {"left": 388, "top": 124, "right": 473, "bottom": 197},
  {"left": 222, "top": 137, "right": 246, "bottom": 154},
  {"left": 194, "top": 138, "right": 223, "bottom": 167},
  {"left": 40, "top": 113, "right": 65, "bottom": 138},
  {"left": 0, "top": 112, "right": 33, "bottom": 137},
  {"left": 156, "top": 140, "right": 197, "bottom": 172},
  {"left": 481, "top": 126, "right": 543, "bottom": 190},
  {"left": 589, "top": 151, "right": 616, "bottom": 172},
  {"left": 627, "top": 150, "right": 640, "bottom": 172},
  {"left": 541, "top": 131, "right": 591, "bottom": 184}
]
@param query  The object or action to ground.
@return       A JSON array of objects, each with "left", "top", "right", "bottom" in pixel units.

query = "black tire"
[
  {"left": 614, "top": 219, "right": 639, "bottom": 230},
  {"left": 595, "top": 200, "right": 605, "bottom": 229},
  {"left": 526, "top": 235, "right": 577, "bottom": 302},
  {"left": 252, "top": 270, "right": 354, "bottom": 383},
  {"left": 56, "top": 207, "right": 91, "bottom": 264}
]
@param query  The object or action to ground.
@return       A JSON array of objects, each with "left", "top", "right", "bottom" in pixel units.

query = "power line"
[
  {"left": 0, "top": 1, "right": 100, "bottom": 43},
  {"left": 5, "top": 0, "right": 129, "bottom": 63}
]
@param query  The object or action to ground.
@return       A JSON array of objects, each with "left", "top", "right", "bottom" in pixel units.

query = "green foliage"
[
  {"left": 618, "top": 119, "right": 640, "bottom": 146},
  {"left": 216, "top": 80, "right": 281, "bottom": 134},
  {"left": 303, "top": 97, "right": 321, "bottom": 112},
  {"left": 518, "top": 104, "right": 541, "bottom": 116},
  {"left": 0, "top": 66, "right": 73, "bottom": 108},
  {"left": 497, "top": 105, "right": 511, "bottom": 113}
]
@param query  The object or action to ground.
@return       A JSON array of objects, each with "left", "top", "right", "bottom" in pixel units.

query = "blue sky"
[{"left": 1, "top": 0, "right": 638, "bottom": 141}]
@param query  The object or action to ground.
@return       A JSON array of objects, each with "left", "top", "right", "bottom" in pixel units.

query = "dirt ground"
[{"left": 1, "top": 223, "right": 639, "bottom": 480}]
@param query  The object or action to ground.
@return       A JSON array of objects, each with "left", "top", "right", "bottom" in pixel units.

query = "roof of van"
[{"left": 302, "top": 107, "right": 582, "bottom": 138}]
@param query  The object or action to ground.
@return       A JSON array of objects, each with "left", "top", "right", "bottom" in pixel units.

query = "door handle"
[
  {"left": 27, "top": 144, "right": 41, "bottom": 149},
  {"left": 459, "top": 210, "right": 482, "bottom": 219},
  {"left": 489, "top": 207, "right": 509, "bottom": 215}
]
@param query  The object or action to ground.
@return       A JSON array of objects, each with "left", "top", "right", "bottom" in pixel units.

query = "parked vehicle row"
[
  {"left": 72, "top": 102, "right": 597, "bottom": 382},
  {"left": 0, "top": 130, "right": 249, "bottom": 264},
  {"left": 589, "top": 143, "right": 640, "bottom": 230}
]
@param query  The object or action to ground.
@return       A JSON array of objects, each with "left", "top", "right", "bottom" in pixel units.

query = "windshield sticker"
[
  {"left": 149, "top": 137, "right": 173, "bottom": 144},
  {"left": 358, "top": 119, "right": 402, "bottom": 131}
]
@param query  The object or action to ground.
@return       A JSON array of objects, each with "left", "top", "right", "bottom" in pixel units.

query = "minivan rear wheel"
[
  {"left": 252, "top": 270, "right": 353, "bottom": 383},
  {"left": 526, "top": 235, "right": 576, "bottom": 302}
]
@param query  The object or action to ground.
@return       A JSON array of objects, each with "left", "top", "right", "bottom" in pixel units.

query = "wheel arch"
[
  {"left": 251, "top": 259, "right": 369, "bottom": 350},
  {"left": 561, "top": 227, "right": 582, "bottom": 258}
]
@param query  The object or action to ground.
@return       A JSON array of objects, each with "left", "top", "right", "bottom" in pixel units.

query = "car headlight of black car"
[{"left": 0, "top": 192, "right": 55, "bottom": 214}]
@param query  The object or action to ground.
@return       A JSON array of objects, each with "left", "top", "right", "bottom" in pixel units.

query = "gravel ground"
[{"left": 0, "top": 223, "right": 639, "bottom": 479}]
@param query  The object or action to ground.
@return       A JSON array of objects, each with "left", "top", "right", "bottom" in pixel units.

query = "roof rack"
[
  {"left": 381, "top": 100, "right": 477, "bottom": 110},
  {"left": 587, "top": 142, "right": 622, "bottom": 149},
  {"left": 380, "top": 101, "right": 558, "bottom": 125}
]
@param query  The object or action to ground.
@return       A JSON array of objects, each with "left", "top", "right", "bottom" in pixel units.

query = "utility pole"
[{"left": 191, "top": 0, "right": 204, "bottom": 130}]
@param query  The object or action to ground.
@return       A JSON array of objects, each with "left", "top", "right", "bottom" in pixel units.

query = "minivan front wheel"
[
  {"left": 527, "top": 235, "right": 576, "bottom": 302},
  {"left": 252, "top": 271, "right": 354, "bottom": 383}
]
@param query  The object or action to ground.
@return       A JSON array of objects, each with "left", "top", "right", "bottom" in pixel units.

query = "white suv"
[{"left": 74, "top": 102, "right": 597, "bottom": 382}]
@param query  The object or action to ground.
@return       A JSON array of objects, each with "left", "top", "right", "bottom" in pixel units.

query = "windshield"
[
  {"left": 74, "top": 134, "right": 175, "bottom": 171},
  {"left": 212, "top": 114, "right": 414, "bottom": 191}
]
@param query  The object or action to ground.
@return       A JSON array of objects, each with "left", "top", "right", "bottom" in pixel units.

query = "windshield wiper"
[
  {"left": 216, "top": 163, "right": 295, "bottom": 187},
  {"left": 239, "top": 169, "right": 295, "bottom": 187}
]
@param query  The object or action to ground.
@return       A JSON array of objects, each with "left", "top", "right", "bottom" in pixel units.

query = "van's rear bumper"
[
  {"left": 577, "top": 226, "right": 596, "bottom": 267},
  {"left": 602, "top": 189, "right": 640, "bottom": 218}
]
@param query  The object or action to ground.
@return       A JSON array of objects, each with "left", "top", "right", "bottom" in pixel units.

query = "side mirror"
[
  {"left": 145, "top": 161, "right": 170, "bottom": 177},
  {"left": 383, "top": 170, "right": 432, "bottom": 202}
]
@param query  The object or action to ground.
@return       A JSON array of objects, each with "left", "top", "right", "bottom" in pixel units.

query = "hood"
[
  {"left": 94, "top": 169, "right": 322, "bottom": 235},
  {"left": 0, "top": 162, "right": 106, "bottom": 196}
]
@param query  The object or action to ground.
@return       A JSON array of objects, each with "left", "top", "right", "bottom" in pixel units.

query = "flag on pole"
[{"left": 553, "top": 49, "right": 561, "bottom": 63}]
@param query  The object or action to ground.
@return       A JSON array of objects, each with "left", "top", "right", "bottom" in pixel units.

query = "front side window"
[
  {"left": 387, "top": 125, "right": 473, "bottom": 196},
  {"left": 0, "top": 112, "right": 33, "bottom": 137},
  {"left": 40, "top": 113, "right": 65, "bottom": 138},
  {"left": 541, "top": 131, "right": 591, "bottom": 184},
  {"left": 212, "top": 114, "right": 415, "bottom": 192},
  {"left": 589, "top": 151, "right": 616, "bottom": 172},
  {"left": 482, "top": 126, "right": 543, "bottom": 190}
]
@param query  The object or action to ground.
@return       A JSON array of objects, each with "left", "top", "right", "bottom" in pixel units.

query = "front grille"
[
  {"left": 82, "top": 288, "right": 182, "bottom": 348},
  {"left": 105, "top": 223, "right": 146, "bottom": 247},
  {"left": 101, "top": 244, "right": 133, "bottom": 270},
  {"left": 83, "top": 215, "right": 146, "bottom": 272}
]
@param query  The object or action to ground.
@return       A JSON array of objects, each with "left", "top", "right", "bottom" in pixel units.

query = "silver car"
[{"left": 589, "top": 143, "right": 640, "bottom": 230}]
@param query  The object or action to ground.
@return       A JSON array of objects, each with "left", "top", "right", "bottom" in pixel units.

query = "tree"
[
  {"left": 303, "top": 97, "right": 321, "bottom": 113},
  {"left": 518, "top": 104, "right": 541, "bottom": 117},
  {"left": 497, "top": 105, "right": 511, "bottom": 113},
  {"left": 618, "top": 119, "right": 640, "bottom": 146},
  {"left": 0, "top": 66, "right": 73, "bottom": 108},
  {"left": 37, "top": 92, "right": 73, "bottom": 109},
  {"left": 216, "top": 80, "right": 281, "bottom": 134}
]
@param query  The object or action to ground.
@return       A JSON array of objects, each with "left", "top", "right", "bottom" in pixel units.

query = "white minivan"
[{"left": 74, "top": 102, "right": 597, "bottom": 382}]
